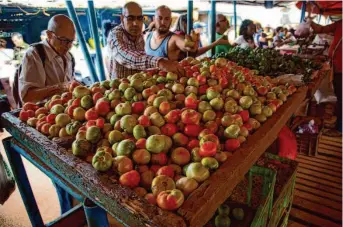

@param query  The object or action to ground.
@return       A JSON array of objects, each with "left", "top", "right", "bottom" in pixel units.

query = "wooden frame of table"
[{"left": 1, "top": 87, "right": 307, "bottom": 227}]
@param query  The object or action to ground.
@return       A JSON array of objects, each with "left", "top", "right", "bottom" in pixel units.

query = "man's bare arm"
[
  {"left": 22, "top": 84, "right": 67, "bottom": 103},
  {"left": 310, "top": 21, "right": 336, "bottom": 34}
]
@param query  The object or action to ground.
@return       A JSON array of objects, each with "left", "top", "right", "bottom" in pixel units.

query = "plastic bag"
[
  {"left": 278, "top": 126, "right": 298, "bottom": 160},
  {"left": 0, "top": 153, "right": 15, "bottom": 205},
  {"left": 295, "top": 20, "right": 311, "bottom": 38}
]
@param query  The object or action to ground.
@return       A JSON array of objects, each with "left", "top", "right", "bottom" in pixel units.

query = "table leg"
[{"left": 3, "top": 139, "right": 45, "bottom": 227}]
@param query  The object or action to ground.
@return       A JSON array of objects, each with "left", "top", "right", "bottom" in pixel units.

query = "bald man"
[
  {"left": 19, "top": 14, "right": 77, "bottom": 103},
  {"left": 107, "top": 2, "right": 184, "bottom": 78}
]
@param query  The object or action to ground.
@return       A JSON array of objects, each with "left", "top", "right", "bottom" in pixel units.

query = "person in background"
[
  {"left": 287, "top": 28, "right": 297, "bottom": 42},
  {"left": 234, "top": 19, "right": 256, "bottom": 49},
  {"left": 273, "top": 26, "right": 285, "bottom": 47},
  {"left": 107, "top": 2, "right": 184, "bottom": 79},
  {"left": 258, "top": 33, "right": 269, "bottom": 48},
  {"left": 40, "top": 30, "right": 47, "bottom": 41},
  {"left": 193, "top": 22, "right": 204, "bottom": 48},
  {"left": 254, "top": 22, "right": 263, "bottom": 47},
  {"left": 0, "top": 39, "right": 16, "bottom": 108},
  {"left": 310, "top": 19, "right": 342, "bottom": 131},
  {"left": 215, "top": 14, "right": 232, "bottom": 55},
  {"left": 174, "top": 14, "right": 187, "bottom": 36},
  {"left": 102, "top": 21, "right": 116, "bottom": 79},
  {"left": 11, "top": 32, "right": 29, "bottom": 66}
]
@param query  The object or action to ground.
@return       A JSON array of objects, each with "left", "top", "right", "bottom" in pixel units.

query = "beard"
[{"left": 157, "top": 25, "right": 170, "bottom": 34}]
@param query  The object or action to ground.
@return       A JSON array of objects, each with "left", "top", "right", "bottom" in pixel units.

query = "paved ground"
[{"left": 0, "top": 131, "right": 60, "bottom": 227}]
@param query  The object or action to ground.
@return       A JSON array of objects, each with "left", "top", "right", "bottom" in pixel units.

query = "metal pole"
[
  {"left": 65, "top": 0, "right": 98, "bottom": 83},
  {"left": 300, "top": 1, "right": 307, "bottom": 22},
  {"left": 187, "top": 0, "right": 193, "bottom": 34},
  {"left": 88, "top": 0, "right": 106, "bottom": 82},
  {"left": 210, "top": 0, "right": 216, "bottom": 56},
  {"left": 234, "top": 0, "right": 237, "bottom": 38}
]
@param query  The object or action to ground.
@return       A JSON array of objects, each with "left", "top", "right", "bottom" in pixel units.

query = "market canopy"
[{"left": 296, "top": 1, "right": 342, "bottom": 16}]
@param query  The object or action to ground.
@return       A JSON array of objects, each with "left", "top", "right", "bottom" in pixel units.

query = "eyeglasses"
[
  {"left": 49, "top": 31, "right": 74, "bottom": 45},
  {"left": 124, "top": 15, "right": 144, "bottom": 22}
]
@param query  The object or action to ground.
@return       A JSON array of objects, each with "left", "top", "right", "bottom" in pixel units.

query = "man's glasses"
[
  {"left": 49, "top": 31, "right": 74, "bottom": 45},
  {"left": 124, "top": 15, "right": 144, "bottom": 22}
]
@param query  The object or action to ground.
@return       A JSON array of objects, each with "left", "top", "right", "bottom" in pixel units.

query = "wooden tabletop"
[{"left": 1, "top": 86, "right": 308, "bottom": 227}]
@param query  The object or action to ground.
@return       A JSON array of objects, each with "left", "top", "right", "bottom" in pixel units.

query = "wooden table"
[{"left": 1, "top": 87, "right": 308, "bottom": 227}]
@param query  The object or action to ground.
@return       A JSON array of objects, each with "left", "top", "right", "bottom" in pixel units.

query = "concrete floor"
[{"left": 0, "top": 131, "right": 60, "bottom": 227}]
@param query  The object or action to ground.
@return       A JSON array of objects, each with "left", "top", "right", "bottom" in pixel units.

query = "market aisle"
[
  {"left": 0, "top": 131, "right": 60, "bottom": 227},
  {"left": 289, "top": 135, "right": 342, "bottom": 227}
]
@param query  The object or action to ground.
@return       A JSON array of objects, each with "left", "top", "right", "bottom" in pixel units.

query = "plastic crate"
[
  {"left": 255, "top": 153, "right": 298, "bottom": 227},
  {"left": 248, "top": 166, "right": 276, "bottom": 227},
  {"left": 206, "top": 166, "right": 276, "bottom": 227}
]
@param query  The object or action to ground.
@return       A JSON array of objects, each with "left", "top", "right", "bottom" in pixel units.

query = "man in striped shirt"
[{"left": 107, "top": 1, "right": 184, "bottom": 79}]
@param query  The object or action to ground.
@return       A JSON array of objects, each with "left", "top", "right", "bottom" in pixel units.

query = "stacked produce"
[
  {"left": 18, "top": 56, "right": 297, "bottom": 211},
  {"left": 214, "top": 47, "right": 322, "bottom": 83}
]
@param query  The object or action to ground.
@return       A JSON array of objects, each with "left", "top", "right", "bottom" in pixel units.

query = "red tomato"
[
  {"left": 199, "top": 141, "right": 217, "bottom": 157},
  {"left": 132, "top": 102, "right": 145, "bottom": 114},
  {"left": 184, "top": 124, "right": 202, "bottom": 137},
  {"left": 156, "top": 166, "right": 175, "bottom": 178},
  {"left": 119, "top": 170, "right": 140, "bottom": 188},
  {"left": 225, "top": 139, "right": 241, "bottom": 152}
]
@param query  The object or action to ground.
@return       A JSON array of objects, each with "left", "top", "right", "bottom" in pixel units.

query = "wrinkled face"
[
  {"left": 121, "top": 5, "right": 143, "bottom": 37},
  {"left": 216, "top": 15, "right": 228, "bottom": 34},
  {"left": 12, "top": 36, "right": 23, "bottom": 47},
  {"left": 47, "top": 27, "right": 75, "bottom": 56},
  {"left": 246, "top": 23, "right": 256, "bottom": 36},
  {"left": 155, "top": 8, "right": 172, "bottom": 34}
]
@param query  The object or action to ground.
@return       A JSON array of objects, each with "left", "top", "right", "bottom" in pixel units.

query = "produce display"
[
  {"left": 18, "top": 56, "right": 297, "bottom": 211},
  {"left": 214, "top": 47, "right": 322, "bottom": 83}
]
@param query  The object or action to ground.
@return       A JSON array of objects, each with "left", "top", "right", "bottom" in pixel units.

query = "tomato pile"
[{"left": 19, "top": 57, "right": 297, "bottom": 211}]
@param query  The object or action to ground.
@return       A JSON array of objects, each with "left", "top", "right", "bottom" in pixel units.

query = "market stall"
[{"left": 0, "top": 1, "right": 339, "bottom": 227}]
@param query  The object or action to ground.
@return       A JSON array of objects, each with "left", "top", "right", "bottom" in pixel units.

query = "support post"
[
  {"left": 3, "top": 139, "right": 44, "bottom": 227},
  {"left": 88, "top": 0, "right": 106, "bottom": 82},
  {"left": 300, "top": 1, "right": 307, "bottom": 22},
  {"left": 210, "top": 0, "right": 216, "bottom": 56},
  {"left": 187, "top": 0, "right": 193, "bottom": 34},
  {"left": 234, "top": 0, "right": 237, "bottom": 38},
  {"left": 65, "top": 0, "right": 98, "bottom": 83}
]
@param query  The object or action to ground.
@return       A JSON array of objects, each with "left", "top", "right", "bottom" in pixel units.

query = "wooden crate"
[{"left": 0, "top": 87, "right": 308, "bottom": 227}]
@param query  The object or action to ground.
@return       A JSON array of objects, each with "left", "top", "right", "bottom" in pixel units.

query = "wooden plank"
[
  {"left": 295, "top": 190, "right": 342, "bottom": 211},
  {"left": 317, "top": 148, "right": 342, "bottom": 157},
  {"left": 316, "top": 154, "right": 342, "bottom": 164},
  {"left": 293, "top": 196, "right": 342, "bottom": 222},
  {"left": 295, "top": 184, "right": 342, "bottom": 202},
  {"left": 177, "top": 87, "right": 308, "bottom": 226},
  {"left": 298, "top": 162, "right": 341, "bottom": 178},
  {"left": 319, "top": 139, "right": 342, "bottom": 148},
  {"left": 296, "top": 157, "right": 342, "bottom": 173},
  {"left": 296, "top": 177, "right": 342, "bottom": 196},
  {"left": 318, "top": 143, "right": 342, "bottom": 152},
  {"left": 297, "top": 154, "right": 342, "bottom": 167},
  {"left": 290, "top": 208, "right": 341, "bottom": 227},
  {"left": 320, "top": 135, "right": 342, "bottom": 143},
  {"left": 297, "top": 168, "right": 342, "bottom": 184},
  {"left": 287, "top": 220, "right": 307, "bottom": 227},
  {"left": 296, "top": 173, "right": 341, "bottom": 189}
]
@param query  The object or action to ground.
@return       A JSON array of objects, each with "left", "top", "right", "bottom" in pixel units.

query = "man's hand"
[
  {"left": 214, "top": 36, "right": 230, "bottom": 46},
  {"left": 158, "top": 59, "right": 185, "bottom": 77}
]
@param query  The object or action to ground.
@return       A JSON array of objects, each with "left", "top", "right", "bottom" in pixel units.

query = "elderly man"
[
  {"left": 215, "top": 14, "right": 232, "bottom": 55},
  {"left": 146, "top": 5, "right": 225, "bottom": 61},
  {"left": 19, "top": 15, "right": 76, "bottom": 103},
  {"left": 18, "top": 14, "right": 79, "bottom": 213},
  {"left": 107, "top": 2, "right": 183, "bottom": 78}
]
